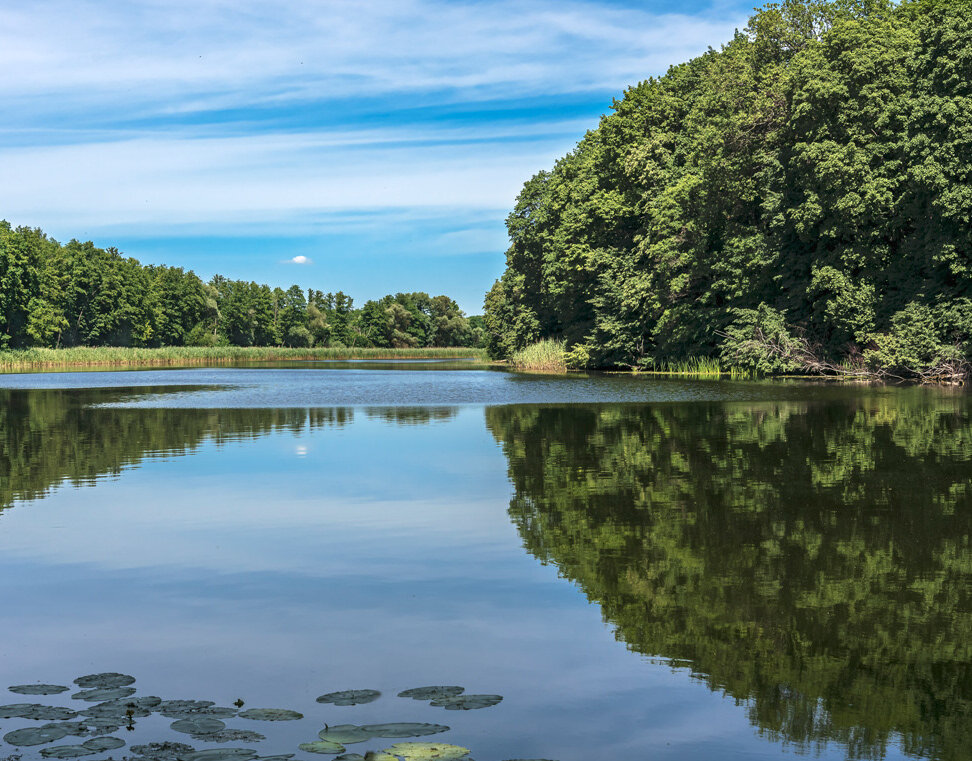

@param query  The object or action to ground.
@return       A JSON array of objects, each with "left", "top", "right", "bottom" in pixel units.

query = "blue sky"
[{"left": 1, "top": 0, "right": 753, "bottom": 313}]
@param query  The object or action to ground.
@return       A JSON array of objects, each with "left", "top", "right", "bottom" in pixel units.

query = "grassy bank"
[
  {"left": 0, "top": 345, "right": 487, "bottom": 370},
  {"left": 509, "top": 339, "right": 567, "bottom": 373}
]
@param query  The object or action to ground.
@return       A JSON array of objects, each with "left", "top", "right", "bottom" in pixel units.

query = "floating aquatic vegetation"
[
  {"left": 129, "top": 741, "right": 196, "bottom": 761},
  {"left": 38, "top": 745, "right": 94, "bottom": 758},
  {"left": 8, "top": 685, "right": 69, "bottom": 696},
  {"left": 297, "top": 741, "right": 345, "bottom": 755},
  {"left": 158, "top": 701, "right": 236, "bottom": 719},
  {"left": 192, "top": 729, "right": 265, "bottom": 744},
  {"left": 81, "top": 737, "right": 125, "bottom": 752},
  {"left": 332, "top": 755, "right": 365, "bottom": 761},
  {"left": 382, "top": 742, "right": 470, "bottom": 760},
  {"left": 317, "top": 726, "right": 373, "bottom": 744},
  {"left": 46, "top": 722, "right": 88, "bottom": 737},
  {"left": 396, "top": 688, "right": 464, "bottom": 701},
  {"left": 254, "top": 756, "right": 294, "bottom": 761},
  {"left": 184, "top": 749, "right": 258, "bottom": 761},
  {"left": 71, "top": 687, "right": 136, "bottom": 702},
  {"left": 359, "top": 724, "right": 449, "bottom": 739},
  {"left": 4, "top": 725, "right": 70, "bottom": 746},
  {"left": 72, "top": 674, "right": 135, "bottom": 690},
  {"left": 428, "top": 695, "right": 501, "bottom": 711},
  {"left": 237, "top": 709, "right": 302, "bottom": 722},
  {"left": 80, "top": 701, "right": 150, "bottom": 720},
  {"left": 170, "top": 717, "right": 226, "bottom": 735},
  {"left": 315, "top": 691, "right": 380, "bottom": 707},
  {"left": 0, "top": 705, "right": 78, "bottom": 721}
]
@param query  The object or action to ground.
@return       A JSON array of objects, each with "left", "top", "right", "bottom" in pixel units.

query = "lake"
[{"left": 0, "top": 362, "right": 969, "bottom": 761}]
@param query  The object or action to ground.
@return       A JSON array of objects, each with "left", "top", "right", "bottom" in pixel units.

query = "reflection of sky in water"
[
  {"left": 0, "top": 365, "right": 921, "bottom": 407},
  {"left": 0, "top": 391, "right": 924, "bottom": 761}
]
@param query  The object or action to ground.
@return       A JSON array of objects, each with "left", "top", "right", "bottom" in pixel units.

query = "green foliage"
[
  {"left": 0, "top": 222, "right": 479, "bottom": 351},
  {"left": 509, "top": 339, "right": 567, "bottom": 373},
  {"left": 484, "top": 0, "right": 972, "bottom": 379},
  {"left": 719, "top": 304, "right": 802, "bottom": 373}
]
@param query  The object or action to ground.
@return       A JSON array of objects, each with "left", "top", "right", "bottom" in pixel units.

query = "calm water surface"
[{"left": 0, "top": 364, "right": 969, "bottom": 761}]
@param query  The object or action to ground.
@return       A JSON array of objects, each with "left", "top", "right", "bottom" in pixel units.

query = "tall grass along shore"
[{"left": 0, "top": 345, "right": 486, "bottom": 371}]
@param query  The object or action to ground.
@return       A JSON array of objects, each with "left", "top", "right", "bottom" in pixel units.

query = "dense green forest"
[
  {"left": 484, "top": 0, "right": 972, "bottom": 379},
  {"left": 0, "top": 221, "right": 483, "bottom": 350},
  {"left": 487, "top": 395, "right": 972, "bottom": 759}
]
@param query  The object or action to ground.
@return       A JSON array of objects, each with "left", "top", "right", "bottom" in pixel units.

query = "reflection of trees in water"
[
  {"left": 0, "top": 390, "right": 454, "bottom": 510},
  {"left": 364, "top": 407, "right": 458, "bottom": 425},
  {"left": 486, "top": 396, "right": 972, "bottom": 761}
]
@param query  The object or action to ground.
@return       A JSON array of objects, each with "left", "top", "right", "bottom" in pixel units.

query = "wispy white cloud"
[
  {"left": 286, "top": 255, "right": 312, "bottom": 265},
  {"left": 0, "top": 124, "right": 577, "bottom": 232},
  {"left": 0, "top": 0, "right": 745, "bottom": 119},
  {"left": 0, "top": 0, "right": 748, "bottom": 246}
]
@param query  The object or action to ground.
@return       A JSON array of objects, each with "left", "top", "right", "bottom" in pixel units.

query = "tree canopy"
[
  {"left": 484, "top": 0, "right": 972, "bottom": 377},
  {"left": 0, "top": 221, "right": 483, "bottom": 350}
]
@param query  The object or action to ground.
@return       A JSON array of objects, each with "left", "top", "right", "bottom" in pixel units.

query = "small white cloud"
[{"left": 287, "top": 255, "right": 312, "bottom": 265}]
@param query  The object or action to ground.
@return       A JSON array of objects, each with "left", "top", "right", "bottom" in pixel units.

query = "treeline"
[
  {"left": 484, "top": 0, "right": 972, "bottom": 378},
  {"left": 0, "top": 221, "right": 483, "bottom": 350}
]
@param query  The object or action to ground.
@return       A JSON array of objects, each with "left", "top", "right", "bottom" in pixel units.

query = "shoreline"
[{"left": 0, "top": 346, "right": 487, "bottom": 371}]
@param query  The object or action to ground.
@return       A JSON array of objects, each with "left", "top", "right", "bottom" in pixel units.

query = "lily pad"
[
  {"left": 171, "top": 717, "right": 227, "bottom": 735},
  {"left": 4, "top": 724, "right": 71, "bottom": 746},
  {"left": 82, "top": 737, "right": 125, "bottom": 752},
  {"left": 80, "top": 700, "right": 151, "bottom": 719},
  {"left": 317, "top": 725, "right": 373, "bottom": 744},
  {"left": 316, "top": 690, "right": 380, "bottom": 707},
  {"left": 47, "top": 722, "right": 89, "bottom": 737},
  {"left": 71, "top": 687, "right": 136, "bottom": 702},
  {"left": 360, "top": 724, "right": 450, "bottom": 739},
  {"left": 158, "top": 700, "right": 236, "bottom": 718},
  {"left": 39, "top": 744, "right": 95, "bottom": 758},
  {"left": 237, "top": 708, "right": 302, "bottom": 721},
  {"left": 130, "top": 742, "right": 196, "bottom": 761},
  {"left": 193, "top": 729, "right": 265, "bottom": 744},
  {"left": 184, "top": 749, "right": 258, "bottom": 761},
  {"left": 429, "top": 694, "right": 502, "bottom": 711},
  {"left": 332, "top": 755, "right": 366, "bottom": 761},
  {"left": 382, "top": 742, "right": 470, "bottom": 760},
  {"left": 298, "top": 741, "right": 346, "bottom": 755},
  {"left": 73, "top": 674, "right": 135, "bottom": 690},
  {"left": 9, "top": 685, "right": 69, "bottom": 696},
  {"left": 0, "top": 703, "right": 78, "bottom": 721},
  {"left": 78, "top": 718, "right": 121, "bottom": 732},
  {"left": 396, "top": 687, "right": 464, "bottom": 701},
  {"left": 254, "top": 756, "right": 295, "bottom": 761}
]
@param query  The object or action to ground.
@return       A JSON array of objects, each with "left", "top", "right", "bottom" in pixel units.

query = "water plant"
[
  {"left": 316, "top": 691, "right": 380, "bottom": 707},
  {"left": 509, "top": 340, "right": 567, "bottom": 373}
]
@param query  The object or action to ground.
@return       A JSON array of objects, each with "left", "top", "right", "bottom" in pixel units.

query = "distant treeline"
[
  {"left": 0, "top": 221, "right": 484, "bottom": 350},
  {"left": 484, "top": 0, "right": 972, "bottom": 379}
]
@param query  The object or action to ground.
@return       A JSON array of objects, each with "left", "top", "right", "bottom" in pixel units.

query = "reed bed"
[
  {"left": 509, "top": 340, "right": 568, "bottom": 373},
  {"left": 0, "top": 345, "right": 487, "bottom": 370},
  {"left": 634, "top": 357, "right": 758, "bottom": 378}
]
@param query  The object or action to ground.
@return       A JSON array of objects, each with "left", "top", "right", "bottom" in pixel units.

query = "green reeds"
[
  {"left": 509, "top": 339, "right": 567, "bottom": 373},
  {"left": 0, "top": 345, "right": 486, "bottom": 371},
  {"left": 636, "top": 356, "right": 758, "bottom": 378}
]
